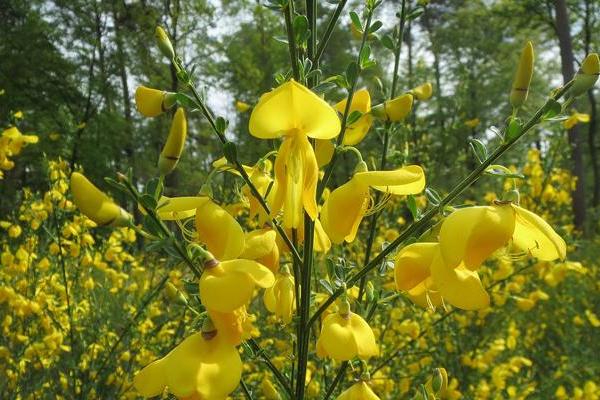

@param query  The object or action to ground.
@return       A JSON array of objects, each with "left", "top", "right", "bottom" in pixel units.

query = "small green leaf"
[
  {"left": 293, "top": 15, "right": 309, "bottom": 44},
  {"left": 359, "top": 44, "right": 371, "bottom": 68},
  {"left": 223, "top": 141, "right": 238, "bottom": 164},
  {"left": 175, "top": 92, "right": 197, "bottom": 109},
  {"left": 346, "top": 110, "right": 363, "bottom": 125},
  {"left": 350, "top": 11, "right": 362, "bottom": 31},
  {"left": 345, "top": 61, "right": 360, "bottom": 84},
  {"left": 407, "top": 6, "right": 425, "bottom": 21},
  {"left": 542, "top": 99, "right": 562, "bottom": 120},
  {"left": 139, "top": 194, "right": 158, "bottom": 211},
  {"left": 380, "top": 34, "right": 395, "bottom": 51},
  {"left": 215, "top": 117, "right": 229, "bottom": 135},
  {"left": 369, "top": 20, "right": 383, "bottom": 33},
  {"left": 407, "top": 195, "right": 418, "bottom": 220},
  {"left": 146, "top": 177, "right": 164, "bottom": 201},
  {"left": 505, "top": 117, "right": 522, "bottom": 141},
  {"left": 319, "top": 279, "right": 333, "bottom": 295},
  {"left": 425, "top": 187, "right": 442, "bottom": 206}
]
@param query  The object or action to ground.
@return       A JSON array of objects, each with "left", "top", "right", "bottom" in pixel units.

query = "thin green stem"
[
  {"left": 314, "top": 0, "right": 348, "bottom": 64},
  {"left": 284, "top": 2, "right": 301, "bottom": 81},
  {"left": 317, "top": 8, "right": 374, "bottom": 199},
  {"left": 307, "top": 81, "right": 575, "bottom": 330},
  {"left": 240, "top": 379, "right": 254, "bottom": 400},
  {"left": 247, "top": 338, "right": 293, "bottom": 398},
  {"left": 323, "top": 361, "right": 349, "bottom": 400},
  {"left": 390, "top": 0, "right": 407, "bottom": 99}
]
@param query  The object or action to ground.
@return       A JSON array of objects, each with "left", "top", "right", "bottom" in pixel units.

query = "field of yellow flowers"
[{"left": 2, "top": 2, "right": 600, "bottom": 399}]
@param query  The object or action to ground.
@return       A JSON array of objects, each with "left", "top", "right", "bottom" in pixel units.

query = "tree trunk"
[
  {"left": 553, "top": 0, "right": 586, "bottom": 230},
  {"left": 584, "top": 0, "right": 599, "bottom": 208}
]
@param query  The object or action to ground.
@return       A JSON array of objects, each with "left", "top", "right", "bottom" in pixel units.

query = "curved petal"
[
  {"left": 314, "top": 219, "right": 332, "bottom": 253},
  {"left": 133, "top": 359, "right": 167, "bottom": 397},
  {"left": 249, "top": 80, "right": 341, "bottom": 139},
  {"left": 263, "top": 285, "right": 277, "bottom": 313},
  {"left": 511, "top": 205, "right": 566, "bottom": 261},
  {"left": 335, "top": 89, "right": 373, "bottom": 145},
  {"left": 270, "top": 138, "right": 292, "bottom": 219},
  {"left": 394, "top": 242, "right": 438, "bottom": 291},
  {"left": 337, "top": 382, "right": 381, "bottom": 400},
  {"left": 316, "top": 313, "right": 358, "bottom": 361},
  {"left": 349, "top": 313, "right": 379, "bottom": 358},
  {"left": 384, "top": 94, "right": 413, "bottom": 122},
  {"left": 354, "top": 166, "right": 426, "bottom": 195},
  {"left": 407, "top": 278, "right": 444, "bottom": 309},
  {"left": 193, "top": 337, "right": 243, "bottom": 399},
  {"left": 320, "top": 179, "right": 369, "bottom": 244},
  {"left": 195, "top": 199, "right": 245, "bottom": 261},
  {"left": 430, "top": 255, "right": 490, "bottom": 311},
  {"left": 199, "top": 264, "right": 255, "bottom": 312},
  {"left": 439, "top": 205, "right": 515, "bottom": 270},
  {"left": 157, "top": 196, "right": 209, "bottom": 220},
  {"left": 240, "top": 228, "right": 277, "bottom": 260},
  {"left": 412, "top": 82, "right": 433, "bottom": 101},
  {"left": 223, "top": 259, "right": 275, "bottom": 288},
  {"left": 299, "top": 134, "right": 319, "bottom": 221},
  {"left": 315, "top": 139, "right": 335, "bottom": 167}
]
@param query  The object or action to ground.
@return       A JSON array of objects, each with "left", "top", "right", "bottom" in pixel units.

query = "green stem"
[
  {"left": 390, "top": 0, "right": 407, "bottom": 99},
  {"left": 240, "top": 379, "right": 254, "bottom": 400},
  {"left": 323, "top": 361, "right": 349, "bottom": 400},
  {"left": 284, "top": 2, "right": 301, "bottom": 81},
  {"left": 314, "top": 0, "right": 348, "bottom": 64},
  {"left": 317, "top": 8, "right": 374, "bottom": 199},
  {"left": 307, "top": 81, "right": 574, "bottom": 330},
  {"left": 247, "top": 338, "right": 293, "bottom": 398}
]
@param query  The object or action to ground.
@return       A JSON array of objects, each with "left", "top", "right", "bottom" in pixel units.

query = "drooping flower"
[
  {"left": 411, "top": 82, "right": 433, "bottom": 101},
  {"left": 70, "top": 172, "right": 131, "bottom": 227},
  {"left": 394, "top": 242, "right": 489, "bottom": 311},
  {"left": 263, "top": 267, "right": 295, "bottom": 324},
  {"left": 133, "top": 329, "right": 241, "bottom": 399},
  {"left": 316, "top": 302, "right": 378, "bottom": 361},
  {"left": 199, "top": 258, "right": 275, "bottom": 313},
  {"left": 249, "top": 80, "right": 341, "bottom": 228},
  {"left": 195, "top": 199, "right": 245, "bottom": 261},
  {"left": 336, "top": 381, "right": 381, "bottom": 400},
  {"left": 510, "top": 41, "right": 534, "bottom": 108},
  {"left": 438, "top": 203, "right": 566, "bottom": 270},
  {"left": 321, "top": 164, "right": 425, "bottom": 244},
  {"left": 334, "top": 89, "right": 373, "bottom": 145},
  {"left": 158, "top": 107, "right": 187, "bottom": 175},
  {"left": 135, "top": 86, "right": 176, "bottom": 117}
]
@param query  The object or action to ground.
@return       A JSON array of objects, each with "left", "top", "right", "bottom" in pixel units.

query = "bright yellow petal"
[
  {"left": 249, "top": 80, "right": 341, "bottom": 139},
  {"left": 511, "top": 205, "right": 566, "bottom": 261},
  {"left": 439, "top": 205, "right": 515, "bottom": 269},
  {"left": 199, "top": 264, "right": 256, "bottom": 312},
  {"left": 349, "top": 313, "right": 379, "bottom": 358},
  {"left": 384, "top": 94, "right": 413, "bottom": 122},
  {"left": 157, "top": 196, "right": 209, "bottom": 220},
  {"left": 224, "top": 259, "right": 275, "bottom": 288},
  {"left": 300, "top": 134, "right": 319, "bottom": 221},
  {"left": 195, "top": 199, "right": 245, "bottom": 261},
  {"left": 320, "top": 178, "right": 369, "bottom": 244},
  {"left": 394, "top": 242, "right": 438, "bottom": 291},
  {"left": 430, "top": 255, "right": 490, "bottom": 311},
  {"left": 316, "top": 313, "right": 359, "bottom": 361},
  {"left": 412, "top": 82, "right": 433, "bottom": 101},
  {"left": 70, "top": 172, "right": 130, "bottom": 226},
  {"left": 336, "top": 382, "right": 381, "bottom": 400},
  {"left": 407, "top": 278, "right": 443, "bottom": 309},
  {"left": 133, "top": 359, "right": 167, "bottom": 397},
  {"left": 314, "top": 219, "right": 332, "bottom": 253},
  {"left": 354, "top": 165, "right": 425, "bottom": 195},
  {"left": 240, "top": 228, "right": 277, "bottom": 260},
  {"left": 270, "top": 138, "right": 292, "bottom": 220},
  {"left": 135, "top": 86, "right": 170, "bottom": 117},
  {"left": 335, "top": 89, "right": 373, "bottom": 145},
  {"left": 315, "top": 139, "right": 335, "bottom": 167}
]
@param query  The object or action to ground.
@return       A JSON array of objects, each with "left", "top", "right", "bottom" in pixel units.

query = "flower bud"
[
  {"left": 510, "top": 41, "right": 534, "bottom": 109},
  {"left": 235, "top": 101, "right": 251, "bottom": 113},
  {"left": 158, "top": 108, "right": 187, "bottom": 175},
  {"left": 70, "top": 172, "right": 131, "bottom": 227},
  {"left": 412, "top": 82, "right": 433, "bottom": 101},
  {"left": 568, "top": 53, "right": 599, "bottom": 98},
  {"left": 155, "top": 26, "right": 175, "bottom": 60},
  {"left": 135, "top": 86, "right": 177, "bottom": 118},
  {"left": 373, "top": 94, "right": 414, "bottom": 122}
]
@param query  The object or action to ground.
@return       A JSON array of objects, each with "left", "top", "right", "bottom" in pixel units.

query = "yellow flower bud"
[
  {"left": 154, "top": 26, "right": 175, "bottom": 60},
  {"left": 412, "top": 82, "right": 433, "bottom": 101},
  {"left": 135, "top": 86, "right": 176, "bottom": 117},
  {"left": 373, "top": 93, "right": 414, "bottom": 122},
  {"left": 235, "top": 100, "right": 251, "bottom": 113},
  {"left": 158, "top": 108, "right": 187, "bottom": 175},
  {"left": 510, "top": 41, "right": 534, "bottom": 109},
  {"left": 70, "top": 172, "right": 131, "bottom": 227},
  {"left": 569, "top": 53, "right": 599, "bottom": 98}
]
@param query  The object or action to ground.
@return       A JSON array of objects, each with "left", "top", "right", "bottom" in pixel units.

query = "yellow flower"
[
  {"left": 135, "top": 86, "right": 176, "bottom": 117},
  {"left": 70, "top": 172, "right": 131, "bottom": 227},
  {"left": 240, "top": 228, "right": 280, "bottom": 273},
  {"left": 321, "top": 165, "right": 425, "bottom": 244},
  {"left": 195, "top": 199, "right": 245, "bottom": 261},
  {"left": 13, "top": 111, "right": 24, "bottom": 119},
  {"left": 411, "top": 82, "right": 433, "bottom": 101},
  {"left": 394, "top": 242, "right": 489, "bottom": 311},
  {"left": 334, "top": 88, "right": 373, "bottom": 145},
  {"left": 372, "top": 94, "right": 414, "bottom": 122},
  {"left": 235, "top": 100, "right": 251, "bottom": 113},
  {"left": 158, "top": 108, "right": 187, "bottom": 175},
  {"left": 2, "top": 126, "right": 38, "bottom": 155},
  {"left": 261, "top": 377, "right": 281, "bottom": 400},
  {"left": 336, "top": 381, "right": 381, "bottom": 400},
  {"left": 155, "top": 196, "right": 208, "bottom": 220},
  {"left": 569, "top": 53, "right": 600, "bottom": 98},
  {"left": 563, "top": 112, "right": 590, "bottom": 129},
  {"left": 315, "top": 139, "right": 335, "bottom": 167},
  {"left": 316, "top": 306, "right": 378, "bottom": 361},
  {"left": 154, "top": 26, "right": 175, "bottom": 59},
  {"left": 438, "top": 203, "right": 566, "bottom": 270},
  {"left": 199, "top": 258, "right": 275, "bottom": 313},
  {"left": 510, "top": 41, "right": 534, "bottom": 108},
  {"left": 208, "top": 306, "right": 255, "bottom": 346},
  {"left": 277, "top": 218, "right": 332, "bottom": 253},
  {"left": 263, "top": 268, "right": 295, "bottom": 324},
  {"left": 133, "top": 331, "right": 242, "bottom": 399},
  {"left": 249, "top": 80, "right": 340, "bottom": 228},
  {"left": 464, "top": 118, "right": 481, "bottom": 128}
]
